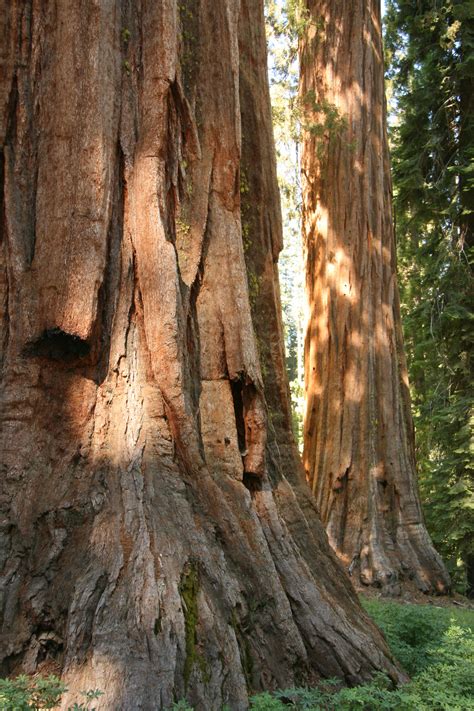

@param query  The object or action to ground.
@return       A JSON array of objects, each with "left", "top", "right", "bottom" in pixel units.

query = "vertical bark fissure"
[
  {"left": 0, "top": 147, "right": 9, "bottom": 370},
  {"left": 301, "top": 0, "right": 450, "bottom": 595},
  {"left": 0, "top": 2, "right": 405, "bottom": 708}
]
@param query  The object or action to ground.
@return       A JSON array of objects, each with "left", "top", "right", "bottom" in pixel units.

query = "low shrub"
[
  {"left": 3, "top": 600, "right": 473, "bottom": 710},
  {"left": 0, "top": 675, "right": 102, "bottom": 711},
  {"left": 248, "top": 598, "right": 474, "bottom": 710}
]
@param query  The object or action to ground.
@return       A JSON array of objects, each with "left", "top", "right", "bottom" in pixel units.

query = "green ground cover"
[{"left": 247, "top": 598, "right": 474, "bottom": 710}]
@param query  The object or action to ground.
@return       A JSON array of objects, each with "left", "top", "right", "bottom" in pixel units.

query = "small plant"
[
  {"left": 68, "top": 689, "right": 104, "bottom": 711},
  {"left": 168, "top": 701, "right": 194, "bottom": 711},
  {"left": 299, "top": 91, "right": 349, "bottom": 160},
  {"left": 0, "top": 675, "right": 102, "bottom": 711},
  {"left": 248, "top": 691, "right": 284, "bottom": 710}
]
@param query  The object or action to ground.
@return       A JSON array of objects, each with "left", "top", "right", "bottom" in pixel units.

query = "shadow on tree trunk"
[{"left": 0, "top": 1, "right": 404, "bottom": 708}]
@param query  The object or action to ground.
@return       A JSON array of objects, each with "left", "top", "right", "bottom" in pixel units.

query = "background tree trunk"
[
  {"left": 300, "top": 0, "right": 451, "bottom": 596},
  {"left": 1, "top": 1, "right": 403, "bottom": 708}
]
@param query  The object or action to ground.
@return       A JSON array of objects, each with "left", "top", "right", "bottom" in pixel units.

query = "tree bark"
[
  {"left": 1, "top": 1, "right": 403, "bottom": 708},
  {"left": 300, "top": 0, "right": 451, "bottom": 595}
]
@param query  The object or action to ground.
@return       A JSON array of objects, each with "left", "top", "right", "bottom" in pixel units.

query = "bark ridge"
[
  {"left": 300, "top": 0, "right": 450, "bottom": 595},
  {"left": 1, "top": 2, "right": 402, "bottom": 708}
]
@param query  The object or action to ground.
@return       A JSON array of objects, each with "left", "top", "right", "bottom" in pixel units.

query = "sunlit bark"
[
  {"left": 0, "top": 1, "right": 404, "bottom": 708},
  {"left": 301, "top": 0, "right": 450, "bottom": 595}
]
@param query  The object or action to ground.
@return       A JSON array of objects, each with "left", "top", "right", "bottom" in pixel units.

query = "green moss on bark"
[{"left": 179, "top": 561, "right": 210, "bottom": 688}]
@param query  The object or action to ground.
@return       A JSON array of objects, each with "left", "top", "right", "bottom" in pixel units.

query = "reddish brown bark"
[
  {"left": 1, "top": 1, "right": 402, "bottom": 708},
  {"left": 300, "top": 0, "right": 450, "bottom": 595}
]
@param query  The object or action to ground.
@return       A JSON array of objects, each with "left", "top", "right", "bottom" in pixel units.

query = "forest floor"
[
  {"left": 246, "top": 594, "right": 474, "bottom": 710},
  {"left": 356, "top": 582, "right": 474, "bottom": 610},
  {"left": 2, "top": 591, "right": 473, "bottom": 709}
]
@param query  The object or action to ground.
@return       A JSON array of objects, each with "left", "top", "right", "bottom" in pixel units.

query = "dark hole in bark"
[
  {"left": 230, "top": 377, "right": 247, "bottom": 455},
  {"left": 231, "top": 377, "right": 265, "bottom": 480},
  {"left": 0, "top": 650, "right": 23, "bottom": 677},
  {"left": 36, "top": 635, "right": 64, "bottom": 664},
  {"left": 242, "top": 472, "right": 262, "bottom": 493},
  {"left": 348, "top": 554, "right": 360, "bottom": 576},
  {"left": 26, "top": 328, "right": 90, "bottom": 361}
]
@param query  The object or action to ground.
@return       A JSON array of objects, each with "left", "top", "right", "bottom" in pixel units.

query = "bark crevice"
[
  {"left": 0, "top": 2, "right": 406, "bottom": 708},
  {"left": 300, "top": 0, "right": 450, "bottom": 595}
]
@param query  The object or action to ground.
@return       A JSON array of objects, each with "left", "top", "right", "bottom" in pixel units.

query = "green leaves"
[
  {"left": 0, "top": 675, "right": 65, "bottom": 710},
  {"left": 0, "top": 675, "right": 102, "bottom": 711}
]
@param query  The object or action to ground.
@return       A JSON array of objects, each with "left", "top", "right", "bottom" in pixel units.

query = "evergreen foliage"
[{"left": 384, "top": 0, "right": 474, "bottom": 593}]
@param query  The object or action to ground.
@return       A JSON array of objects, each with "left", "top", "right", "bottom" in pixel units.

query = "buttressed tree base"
[
  {"left": 300, "top": 0, "right": 450, "bottom": 596},
  {"left": 0, "top": 1, "right": 404, "bottom": 709}
]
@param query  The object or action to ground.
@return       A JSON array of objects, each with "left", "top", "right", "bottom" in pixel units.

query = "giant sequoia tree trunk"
[
  {"left": 300, "top": 0, "right": 451, "bottom": 596},
  {"left": 0, "top": 1, "right": 403, "bottom": 708}
]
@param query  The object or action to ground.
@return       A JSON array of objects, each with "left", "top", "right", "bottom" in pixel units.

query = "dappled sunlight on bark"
[
  {"left": 0, "top": 1, "right": 404, "bottom": 707},
  {"left": 301, "top": 0, "right": 450, "bottom": 595}
]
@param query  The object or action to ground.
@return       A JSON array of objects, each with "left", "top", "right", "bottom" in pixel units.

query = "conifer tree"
[
  {"left": 385, "top": 0, "right": 474, "bottom": 594},
  {"left": 300, "top": 0, "right": 451, "bottom": 594}
]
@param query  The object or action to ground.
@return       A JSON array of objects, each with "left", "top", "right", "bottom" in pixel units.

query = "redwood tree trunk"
[
  {"left": 1, "top": 2, "right": 402, "bottom": 708},
  {"left": 300, "top": 0, "right": 451, "bottom": 595}
]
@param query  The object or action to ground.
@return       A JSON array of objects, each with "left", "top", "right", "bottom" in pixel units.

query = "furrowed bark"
[
  {"left": 300, "top": 0, "right": 450, "bottom": 595},
  {"left": 1, "top": 1, "right": 403, "bottom": 709}
]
